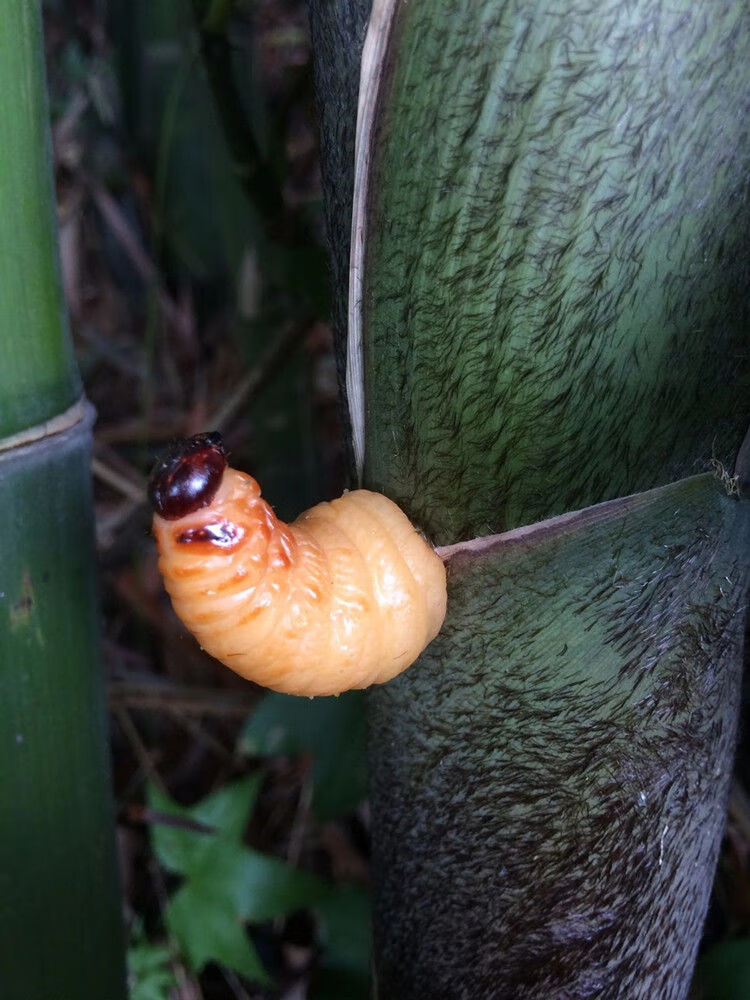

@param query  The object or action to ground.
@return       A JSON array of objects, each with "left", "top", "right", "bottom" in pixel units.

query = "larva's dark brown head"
[{"left": 148, "top": 432, "right": 228, "bottom": 520}]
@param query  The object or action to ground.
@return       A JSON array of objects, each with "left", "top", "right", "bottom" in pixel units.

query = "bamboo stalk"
[
  {"left": 309, "top": 1, "right": 750, "bottom": 996},
  {"left": 0, "top": 0, "right": 80, "bottom": 437},
  {"left": 0, "top": 3, "right": 126, "bottom": 996}
]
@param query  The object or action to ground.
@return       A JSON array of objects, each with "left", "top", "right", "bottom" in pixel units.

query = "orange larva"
[{"left": 148, "top": 433, "right": 447, "bottom": 696}]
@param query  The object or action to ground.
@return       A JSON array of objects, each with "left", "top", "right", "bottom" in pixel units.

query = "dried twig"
[
  {"left": 115, "top": 705, "right": 168, "bottom": 794},
  {"left": 286, "top": 772, "right": 313, "bottom": 869},
  {"left": 108, "top": 679, "right": 257, "bottom": 718},
  {"left": 92, "top": 456, "right": 146, "bottom": 503},
  {"left": 170, "top": 711, "right": 239, "bottom": 764},
  {"left": 89, "top": 182, "right": 187, "bottom": 336},
  {"left": 96, "top": 497, "right": 143, "bottom": 549},
  {"left": 124, "top": 805, "right": 216, "bottom": 836},
  {"left": 207, "top": 318, "right": 309, "bottom": 430},
  {"left": 221, "top": 967, "right": 256, "bottom": 1000}
]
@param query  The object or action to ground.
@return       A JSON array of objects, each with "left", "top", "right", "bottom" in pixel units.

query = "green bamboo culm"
[
  {"left": 0, "top": 1, "right": 81, "bottom": 437},
  {"left": 358, "top": 2, "right": 750, "bottom": 997},
  {"left": 0, "top": 3, "right": 127, "bottom": 997},
  {"left": 369, "top": 475, "right": 749, "bottom": 999},
  {"left": 363, "top": 1, "right": 749, "bottom": 543},
  {"left": 308, "top": 0, "right": 749, "bottom": 998}
]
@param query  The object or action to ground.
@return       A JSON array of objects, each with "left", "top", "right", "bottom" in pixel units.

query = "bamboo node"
[{"left": 0, "top": 396, "right": 93, "bottom": 455}]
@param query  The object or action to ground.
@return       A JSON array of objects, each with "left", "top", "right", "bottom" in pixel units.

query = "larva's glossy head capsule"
[{"left": 148, "top": 432, "right": 228, "bottom": 520}]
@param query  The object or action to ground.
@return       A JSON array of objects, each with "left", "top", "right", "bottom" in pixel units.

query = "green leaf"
[
  {"left": 240, "top": 691, "right": 367, "bottom": 819},
  {"left": 127, "top": 942, "right": 176, "bottom": 1000},
  {"left": 696, "top": 939, "right": 750, "bottom": 1000},
  {"left": 147, "top": 778, "right": 330, "bottom": 983},
  {"left": 187, "top": 774, "right": 264, "bottom": 840},
  {"left": 124, "top": 0, "right": 260, "bottom": 283},
  {"left": 148, "top": 776, "right": 327, "bottom": 916},
  {"left": 187, "top": 839, "right": 330, "bottom": 923},
  {"left": 167, "top": 882, "right": 272, "bottom": 985},
  {"left": 147, "top": 775, "right": 263, "bottom": 875}
]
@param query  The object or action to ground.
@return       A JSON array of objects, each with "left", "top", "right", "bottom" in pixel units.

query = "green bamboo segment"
[
  {"left": 0, "top": 0, "right": 81, "bottom": 438},
  {"left": 0, "top": 416, "right": 126, "bottom": 999},
  {"left": 362, "top": 0, "right": 749, "bottom": 541},
  {"left": 0, "top": 2, "right": 126, "bottom": 996},
  {"left": 303, "top": 2, "right": 750, "bottom": 995},
  {"left": 369, "top": 475, "right": 749, "bottom": 999}
]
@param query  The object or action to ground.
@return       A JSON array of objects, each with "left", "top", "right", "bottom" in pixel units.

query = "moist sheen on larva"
[{"left": 151, "top": 450, "right": 447, "bottom": 696}]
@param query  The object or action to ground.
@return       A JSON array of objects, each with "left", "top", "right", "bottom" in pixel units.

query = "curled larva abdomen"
[{"left": 149, "top": 434, "right": 447, "bottom": 696}]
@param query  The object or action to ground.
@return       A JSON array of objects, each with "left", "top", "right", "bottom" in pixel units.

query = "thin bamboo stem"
[{"left": 0, "top": 3, "right": 127, "bottom": 996}]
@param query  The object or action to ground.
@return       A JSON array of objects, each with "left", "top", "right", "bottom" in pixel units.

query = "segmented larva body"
[{"left": 149, "top": 434, "right": 447, "bottom": 697}]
